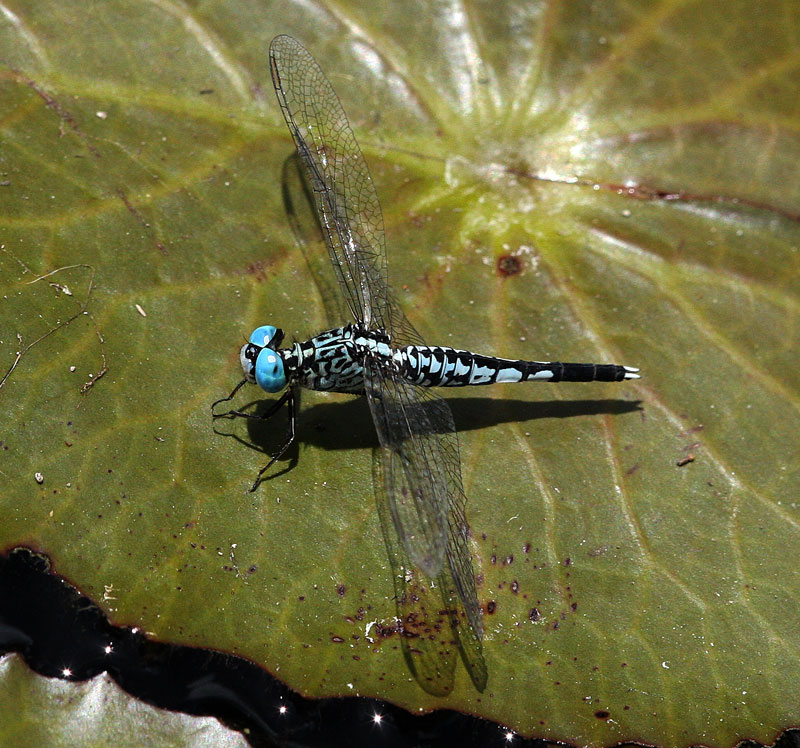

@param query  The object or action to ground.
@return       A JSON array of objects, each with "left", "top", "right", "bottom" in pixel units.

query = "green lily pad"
[{"left": 1, "top": 1, "right": 798, "bottom": 745}]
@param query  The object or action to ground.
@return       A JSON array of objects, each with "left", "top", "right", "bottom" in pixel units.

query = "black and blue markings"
[{"left": 239, "top": 322, "right": 637, "bottom": 395}]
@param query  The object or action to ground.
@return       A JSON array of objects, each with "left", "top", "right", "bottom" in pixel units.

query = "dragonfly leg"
[
  {"left": 211, "top": 378, "right": 247, "bottom": 416},
  {"left": 249, "top": 387, "right": 298, "bottom": 492},
  {"left": 212, "top": 381, "right": 289, "bottom": 422}
]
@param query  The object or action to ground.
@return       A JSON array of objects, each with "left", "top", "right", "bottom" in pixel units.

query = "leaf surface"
[{"left": 0, "top": 1, "right": 798, "bottom": 744}]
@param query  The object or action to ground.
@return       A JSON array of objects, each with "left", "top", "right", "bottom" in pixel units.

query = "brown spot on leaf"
[{"left": 497, "top": 254, "right": 522, "bottom": 276}]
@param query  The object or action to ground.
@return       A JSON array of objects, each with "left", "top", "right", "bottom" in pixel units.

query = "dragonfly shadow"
[
  {"left": 299, "top": 395, "right": 644, "bottom": 454},
  {"left": 215, "top": 395, "right": 643, "bottom": 465},
  {"left": 211, "top": 398, "right": 301, "bottom": 478},
  {"left": 448, "top": 396, "right": 643, "bottom": 434}
]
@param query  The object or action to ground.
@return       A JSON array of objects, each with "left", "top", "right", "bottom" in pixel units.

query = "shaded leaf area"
[{"left": 0, "top": 0, "right": 798, "bottom": 745}]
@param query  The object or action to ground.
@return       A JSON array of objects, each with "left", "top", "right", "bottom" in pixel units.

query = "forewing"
[
  {"left": 281, "top": 152, "right": 426, "bottom": 342},
  {"left": 364, "top": 340, "right": 488, "bottom": 690},
  {"left": 269, "top": 35, "right": 389, "bottom": 329},
  {"left": 364, "top": 367, "right": 484, "bottom": 639},
  {"left": 364, "top": 371, "right": 446, "bottom": 575},
  {"left": 280, "top": 153, "right": 352, "bottom": 325},
  {"left": 372, "top": 448, "right": 457, "bottom": 696},
  {"left": 373, "top": 447, "right": 487, "bottom": 693},
  {"left": 440, "top": 484, "right": 487, "bottom": 691}
]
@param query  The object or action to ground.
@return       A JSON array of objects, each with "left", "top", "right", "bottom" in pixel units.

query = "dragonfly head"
[{"left": 240, "top": 325, "right": 287, "bottom": 393}]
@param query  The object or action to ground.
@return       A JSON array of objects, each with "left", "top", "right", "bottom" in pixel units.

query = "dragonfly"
[{"left": 213, "top": 34, "right": 639, "bottom": 692}]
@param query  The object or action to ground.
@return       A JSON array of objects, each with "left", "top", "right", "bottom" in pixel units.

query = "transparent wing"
[
  {"left": 280, "top": 152, "right": 352, "bottom": 326},
  {"left": 269, "top": 35, "right": 425, "bottom": 346},
  {"left": 365, "top": 367, "right": 484, "bottom": 645},
  {"left": 270, "top": 35, "right": 386, "bottom": 331},
  {"left": 373, "top": 448, "right": 486, "bottom": 695},
  {"left": 441, "top": 478, "right": 487, "bottom": 692}
]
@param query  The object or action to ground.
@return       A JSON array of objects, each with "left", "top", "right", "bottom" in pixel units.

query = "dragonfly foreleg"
[
  {"left": 214, "top": 388, "right": 291, "bottom": 423},
  {"left": 211, "top": 378, "right": 248, "bottom": 416}
]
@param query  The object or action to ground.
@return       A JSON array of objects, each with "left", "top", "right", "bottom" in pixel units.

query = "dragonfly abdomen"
[{"left": 399, "top": 346, "right": 638, "bottom": 387}]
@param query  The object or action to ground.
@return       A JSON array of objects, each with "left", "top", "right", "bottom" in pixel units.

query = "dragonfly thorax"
[{"left": 284, "top": 324, "right": 394, "bottom": 394}]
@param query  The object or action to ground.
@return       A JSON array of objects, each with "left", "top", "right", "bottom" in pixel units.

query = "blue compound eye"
[
  {"left": 249, "top": 325, "right": 279, "bottom": 348},
  {"left": 255, "top": 348, "right": 286, "bottom": 393}
]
